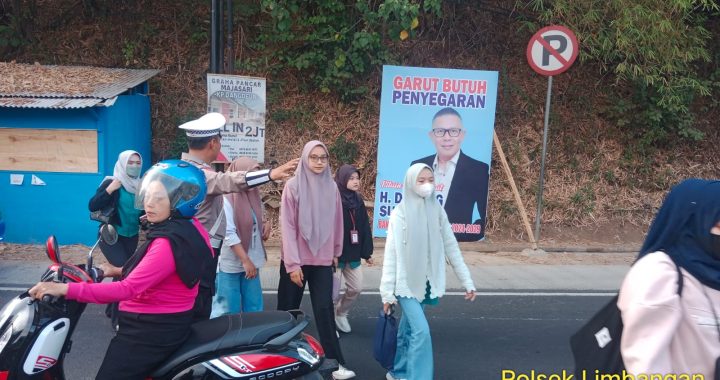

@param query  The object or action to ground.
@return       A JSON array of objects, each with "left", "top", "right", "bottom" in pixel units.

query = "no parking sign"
[
  {"left": 526, "top": 25, "right": 578, "bottom": 76},
  {"left": 526, "top": 25, "right": 579, "bottom": 245}
]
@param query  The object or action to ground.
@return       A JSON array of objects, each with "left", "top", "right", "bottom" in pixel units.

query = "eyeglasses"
[
  {"left": 309, "top": 155, "right": 329, "bottom": 163},
  {"left": 432, "top": 128, "right": 463, "bottom": 137}
]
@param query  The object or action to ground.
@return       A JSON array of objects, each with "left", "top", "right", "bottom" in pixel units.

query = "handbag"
[
  {"left": 90, "top": 203, "right": 116, "bottom": 224},
  {"left": 373, "top": 307, "right": 398, "bottom": 370},
  {"left": 570, "top": 257, "right": 684, "bottom": 377}
]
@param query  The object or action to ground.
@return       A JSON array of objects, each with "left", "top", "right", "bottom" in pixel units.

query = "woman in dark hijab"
[
  {"left": 618, "top": 179, "right": 720, "bottom": 378},
  {"left": 333, "top": 164, "right": 374, "bottom": 334}
]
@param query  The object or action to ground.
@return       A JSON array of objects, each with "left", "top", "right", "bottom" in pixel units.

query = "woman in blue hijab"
[{"left": 618, "top": 179, "right": 720, "bottom": 378}]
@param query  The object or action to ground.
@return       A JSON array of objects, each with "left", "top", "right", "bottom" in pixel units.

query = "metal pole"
[
  {"left": 226, "top": 0, "right": 233, "bottom": 73},
  {"left": 218, "top": 0, "right": 224, "bottom": 73},
  {"left": 534, "top": 75, "right": 553, "bottom": 243},
  {"left": 210, "top": 0, "right": 218, "bottom": 73}
]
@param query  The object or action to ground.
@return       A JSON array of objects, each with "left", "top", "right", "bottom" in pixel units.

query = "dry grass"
[{"left": 7, "top": 0, "right": 720, "bottom": 244}]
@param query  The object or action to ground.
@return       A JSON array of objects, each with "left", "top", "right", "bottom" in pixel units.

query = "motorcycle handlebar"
[{"left": 92, "top": 267, "right": 105, "bottom": 283}]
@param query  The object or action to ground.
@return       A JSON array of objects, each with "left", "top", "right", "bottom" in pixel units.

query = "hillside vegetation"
[{"left": 3, "top": 0, "right": 719, "bottom": 244}]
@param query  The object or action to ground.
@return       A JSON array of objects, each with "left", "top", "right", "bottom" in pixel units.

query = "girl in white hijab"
[{"left": 379, "top": 163, "right": 476, "bottom": 380}]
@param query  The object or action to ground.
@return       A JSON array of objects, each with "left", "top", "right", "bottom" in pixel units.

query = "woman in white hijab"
[
  {"left": 379, "top": 163, "right": 476, "bottom": 380},
  {"left": 89, "top": 150, "right": 144, "bottom": 330},
  {"left": 89, "top": 150, "right": 144, "bottom": 265}
]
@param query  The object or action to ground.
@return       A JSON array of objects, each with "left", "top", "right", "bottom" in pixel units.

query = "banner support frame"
[{"left": 493, "top": 131, "right": 538, "bottom": 249}]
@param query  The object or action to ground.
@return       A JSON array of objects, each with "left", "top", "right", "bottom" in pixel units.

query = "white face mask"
[{"left": 414, "top": 183, "right": 434, "bottom": 198}]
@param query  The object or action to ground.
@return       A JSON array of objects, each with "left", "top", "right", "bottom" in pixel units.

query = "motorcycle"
[{"left": 0, "top": 225, "right": 324, "bottom": 379}]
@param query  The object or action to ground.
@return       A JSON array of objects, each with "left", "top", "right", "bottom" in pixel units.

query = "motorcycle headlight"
[{"left": 0, "top": 324, "right": 12, "bottom": 354}]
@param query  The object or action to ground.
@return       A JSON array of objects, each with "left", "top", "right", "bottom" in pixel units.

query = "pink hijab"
[
  {"left": 285, "top": 140, "right": 338, "bottom": 255},
  {"left": 225, "top": 157, "right": 264, "bottom": 253}
]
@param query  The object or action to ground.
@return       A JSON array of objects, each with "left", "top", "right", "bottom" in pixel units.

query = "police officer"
[{"left": 179, "top": 112, "right": 299, "bottom": 321}]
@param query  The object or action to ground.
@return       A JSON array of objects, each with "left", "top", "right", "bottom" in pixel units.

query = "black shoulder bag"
[
  {"left": 90, "top": 181, "right": 118, "bottom": 223},
  {"left": 90, "top": 204, "right": 116, "bottom": 224},
  {"left": 699, "top": 286, "right": 720, "bottom": 380},
  {"left": 570, "top": 258, "right": 684, "bottom": 377}
]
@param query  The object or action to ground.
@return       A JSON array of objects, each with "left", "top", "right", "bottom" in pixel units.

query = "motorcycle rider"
[{"left": 29, "top": 160, "right": 213, "bottom": 380}]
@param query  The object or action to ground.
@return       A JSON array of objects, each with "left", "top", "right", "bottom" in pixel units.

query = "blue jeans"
[
  {"left": 211, "top": 271, "right": 263, "bottom": 317},
  {"left": 391, "top": 296, "right": 433, "bottom": 380}
]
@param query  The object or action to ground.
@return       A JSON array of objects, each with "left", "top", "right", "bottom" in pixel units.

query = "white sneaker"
[
  {"left": 386, "top": 372, "right": 406, "bottom": 380},
  {"left": 335, "top": 314, "right": 351, "bottom": 333},
  {"left": 332, "top": 365, "right": 356, "bottom": 379}
]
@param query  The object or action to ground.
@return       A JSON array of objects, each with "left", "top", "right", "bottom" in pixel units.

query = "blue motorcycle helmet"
[{"left": 134, "top": 159, "right": 207, "bottom": 218}]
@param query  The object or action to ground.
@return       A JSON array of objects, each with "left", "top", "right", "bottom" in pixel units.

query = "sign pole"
[
  {"left": 526, "top": 25, "right": 578, "bottom": 247},
  {"left": 534, "top": 75, "right": 553, "bottom": 242}
]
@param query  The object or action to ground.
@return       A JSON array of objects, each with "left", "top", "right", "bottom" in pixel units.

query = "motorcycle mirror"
[
  {"left": 100, "top": 224, "right": 118, "bottom": 245},
  {"left": 45, "top": 235, "right": 61, "bottom": 264}
]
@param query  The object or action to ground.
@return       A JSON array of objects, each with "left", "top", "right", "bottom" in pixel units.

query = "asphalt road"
[{"left": 0, "top": 290, "right": 612, "bottom": 380}]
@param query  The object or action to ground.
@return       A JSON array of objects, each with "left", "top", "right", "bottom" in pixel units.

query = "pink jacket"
[
  {"left": 66, "top": 218, "right": 212, "bottom": 314},
  {"left": 618, "top": 251, "right": 720, "bottom": 378},
  {"left": 280, "top": 185, "right": 343, "bottom": 274}
]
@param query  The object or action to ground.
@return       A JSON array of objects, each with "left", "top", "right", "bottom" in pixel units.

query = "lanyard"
[{"left": 349, "top": 209, "right": 357, "bottom": 230}]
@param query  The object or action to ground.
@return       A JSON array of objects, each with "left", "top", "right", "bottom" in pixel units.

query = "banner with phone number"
[{"left": 207, "top": 74, "right": 266, "bottom": 163}]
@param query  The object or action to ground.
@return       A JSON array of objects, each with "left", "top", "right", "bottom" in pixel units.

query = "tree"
[{"left": 520, "top": 0, "right": 719, "bottom": 143}]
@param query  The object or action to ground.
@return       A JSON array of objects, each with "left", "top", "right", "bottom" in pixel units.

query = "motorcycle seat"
[{"left": 151, "top": 311, "right": 296, "bottom": 377}]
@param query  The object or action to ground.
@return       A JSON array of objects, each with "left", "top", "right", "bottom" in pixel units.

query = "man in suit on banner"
[{"left": 412, "top": 107, "right": 489, "bottom": 241}]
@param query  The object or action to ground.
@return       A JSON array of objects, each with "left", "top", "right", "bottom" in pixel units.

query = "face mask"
[
  {"left": 414, "top": 183, "right": 434, "bottom": 198},
  {"left": 710, "top": 233, "right": 720, "bottom": 260},
  {"left": 126, "top": 165, "right": 141, "bottom": 178}
]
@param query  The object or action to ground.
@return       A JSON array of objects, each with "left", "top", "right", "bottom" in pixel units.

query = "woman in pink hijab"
[{"left": 277, "top": 141, "right": 356, "bottom": 379}]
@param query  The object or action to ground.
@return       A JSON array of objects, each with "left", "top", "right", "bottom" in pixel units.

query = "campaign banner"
[
  {"left": 207, "top": 74, "right": 266, "bottom": 163},
  {"left": 373, "top": 65, "right": 498, "bottom": 242}
]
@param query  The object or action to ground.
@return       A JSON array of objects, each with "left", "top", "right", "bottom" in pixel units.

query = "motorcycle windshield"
[{"left": 0, "top": 296, "right": 34, "bottom": 354}]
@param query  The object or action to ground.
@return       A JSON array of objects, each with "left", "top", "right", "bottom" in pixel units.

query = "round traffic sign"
[{"left": 526, "top": 25, "right": 578, "bottom": 76}]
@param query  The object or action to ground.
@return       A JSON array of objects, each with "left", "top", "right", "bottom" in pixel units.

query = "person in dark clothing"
[
  {"left": 411, "top": 107, "right": 490, "bottom": 242},
  {"left": 333, "top": 164, "right": 373, "bottom": 334}
]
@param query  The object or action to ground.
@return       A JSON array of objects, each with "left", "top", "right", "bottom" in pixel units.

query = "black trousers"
[
  {"left": 96, "top": 310, "right": 193, "bottom": 380},
  {"left": 99, "top": 234, "right": 138, "bottom": 267},
  {"left": 192, "top": 246, "right": 221, "bottom": 323},
  {"left": 277, "top": 262, "right": 345, "bottom": 364}
]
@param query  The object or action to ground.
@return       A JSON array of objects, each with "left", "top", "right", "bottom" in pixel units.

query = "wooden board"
[{"left": 0, "top": 128, "right": 98, "bottom": 173}]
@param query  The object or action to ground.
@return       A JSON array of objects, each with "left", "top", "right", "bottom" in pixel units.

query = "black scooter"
[{"left": 0, "top": 226, "right": 324, "bottom": 379}]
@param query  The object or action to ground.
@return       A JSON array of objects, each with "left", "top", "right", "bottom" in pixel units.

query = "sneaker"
[
  {"left": 332, "top": 365, "right": 356, "bottom": 379},
  {"left": 335, "top": 314, "right": 351, "bottom": 333},
  {"left": 386, "top": 372, "right": 406, "bottom": 380}
]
